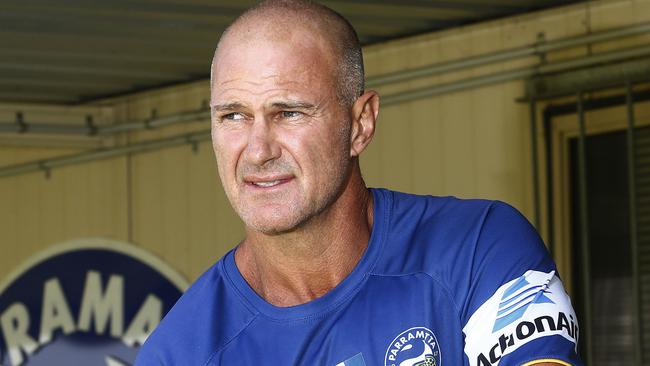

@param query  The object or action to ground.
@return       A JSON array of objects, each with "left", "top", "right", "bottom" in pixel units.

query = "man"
[{"left": 136, "top": 1, "right": 582, "bottom": 365}]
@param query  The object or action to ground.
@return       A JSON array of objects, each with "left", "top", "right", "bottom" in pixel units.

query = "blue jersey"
[{"left": 136, "top": 188, "right": 581, "bottom": 366}]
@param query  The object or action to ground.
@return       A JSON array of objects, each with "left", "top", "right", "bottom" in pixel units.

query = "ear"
[{"left": 349, "top": 90, "right": 380, "bottom": 157}]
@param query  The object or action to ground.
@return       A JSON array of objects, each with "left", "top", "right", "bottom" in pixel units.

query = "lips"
[
  {"left": 252, "top": 180, "right": 283, "bottom": 187},
  {"left": 244, "top": 175, "right": 293, "bottom": 188}
]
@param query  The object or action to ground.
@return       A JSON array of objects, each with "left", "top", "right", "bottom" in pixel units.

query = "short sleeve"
[{"left": 460, "top": 201, "right": 582, "bottom": 366}]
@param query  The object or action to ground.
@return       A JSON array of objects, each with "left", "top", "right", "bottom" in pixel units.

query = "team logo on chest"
[{"left": 384, "top": 327, "right": 441, "bottom": 366}]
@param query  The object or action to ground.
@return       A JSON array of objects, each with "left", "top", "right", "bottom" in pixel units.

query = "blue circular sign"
[{"left": 0, "top": 238, "right": 187, "bottom": 366}]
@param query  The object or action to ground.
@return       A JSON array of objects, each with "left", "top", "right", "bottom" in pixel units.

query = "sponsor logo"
[
  {"left": 0, "top": 238, "right": 187, "bottom": 366},
  {"left": 492, "top": 273, "right": 554, "bottom": 332},
  {"left": 477, "top": 311, "right": 578, "bottom": 366},
  {"left": 384, "top": 327, "right": 441, "bottom": 366},
  {"left": 463, "top": 270, "right": 578, "bottom": 366}
]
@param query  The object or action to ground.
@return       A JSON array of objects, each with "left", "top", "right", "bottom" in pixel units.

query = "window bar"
[
  {"left": 626, "top": 81, "right": 643, "bottom": 366},
  {"left": 530, "top": 98, "right": 541, "bottom": 233},
  {"left": 577, "top": 91, "right": 593, "bottom": 364}
]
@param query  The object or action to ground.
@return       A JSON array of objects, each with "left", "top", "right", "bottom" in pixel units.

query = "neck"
[{"left": 234, "top": 166, "right": 373, "bottom": 307}]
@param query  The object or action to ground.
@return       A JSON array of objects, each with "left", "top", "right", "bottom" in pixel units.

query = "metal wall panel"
[
  {"left": 2, "top": 0, "right": 650, "bottom": 285},
  {"left": 0, "top": 147, "right": 129, "bottom": 278}
]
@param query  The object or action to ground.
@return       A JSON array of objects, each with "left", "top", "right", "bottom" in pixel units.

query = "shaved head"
[
  {"left": 209, "top": 0, "right": 380, "bottom": 235},
  {"left": 213, "top": 0, "right": 364, "bottom": 107}
]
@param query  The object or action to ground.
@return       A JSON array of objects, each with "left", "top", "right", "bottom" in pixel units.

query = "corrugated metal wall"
[{"left": 2, "top": 0, "right": 650, "bottom": 285}]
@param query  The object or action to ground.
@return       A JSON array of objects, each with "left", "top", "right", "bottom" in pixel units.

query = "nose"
[{"left": 243, "top": 118, "right": 281, "bottom": 166}]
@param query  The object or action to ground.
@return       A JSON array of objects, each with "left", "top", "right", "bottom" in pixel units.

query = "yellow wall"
[{"left": 1, "top": 0, "right": 649, "bottom": 284}]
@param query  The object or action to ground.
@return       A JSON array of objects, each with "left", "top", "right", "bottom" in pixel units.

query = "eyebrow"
[
  {"left": 211, "top": 102, "right": 246, "bottom": 112},
  {"left": 211, "top": 100, "right": 318, "bottom": 113},
  {"left": 271, "top": 101, "right": 317, "bottom": 111}
]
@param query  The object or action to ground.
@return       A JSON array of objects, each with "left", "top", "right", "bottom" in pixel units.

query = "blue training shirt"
[{"left": 136, "top": 188, "right": 582, "bottom": 366}]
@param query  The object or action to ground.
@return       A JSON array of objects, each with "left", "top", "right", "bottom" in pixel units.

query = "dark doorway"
[{"left": 569, "top": 130, "right": 635, "bottom": 365}]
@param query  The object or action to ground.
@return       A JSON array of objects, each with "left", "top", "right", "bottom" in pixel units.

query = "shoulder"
[
  {"left": 381, "top": 188, "right": 497, "bottom": 243},
  {"left": 372, "top": 188, "right": 500, "bottom": 276},
  {"left": 377, "top": 188, "right": 546, "bottom": 270},
  {"left": 135, "top": 252, "right": 257, "bottom": 365},
  {"left": 374, "top": 190, "right": 580, "bottom": 364},
  {"left": 373, "top": 188, "right": 555, "bottom": 312}
]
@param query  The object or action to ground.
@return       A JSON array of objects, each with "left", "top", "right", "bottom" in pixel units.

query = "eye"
[
  {"left": 281, "top": 111, "right": 302, "bottom": 119},
  {"left": 222, "top": 112, "right": 245, "bottom": 121}
]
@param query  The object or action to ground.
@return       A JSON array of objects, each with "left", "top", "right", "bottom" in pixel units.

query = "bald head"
[{"left": 213, "top": 0, "right": 364, "bottom": 107}]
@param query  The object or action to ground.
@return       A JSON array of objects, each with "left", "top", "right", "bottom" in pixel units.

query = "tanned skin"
[
  {"left": 210, "top": 4, "right": 567, "bottom": 365},
  {"left": 211, "top": 16, "right": 378, "bottom": 307}
]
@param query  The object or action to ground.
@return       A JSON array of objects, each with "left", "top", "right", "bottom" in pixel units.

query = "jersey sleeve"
[{"left": 460, "top": 201, "right": 582, "bottom": 366}]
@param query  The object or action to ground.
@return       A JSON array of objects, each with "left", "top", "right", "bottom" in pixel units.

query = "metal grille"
[
  {"left": 542, "top": 84, "right": 650, "bottom": 365},
  {"left": 634, "top": 126, "right": 650, "bottom": 365}
]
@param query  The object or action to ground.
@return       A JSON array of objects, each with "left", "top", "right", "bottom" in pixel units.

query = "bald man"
[{"left": 135, "top": 1, "right": 582, "bottom": 365}]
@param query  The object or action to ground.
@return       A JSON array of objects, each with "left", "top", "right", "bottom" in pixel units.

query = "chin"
[
  {"left": 241, "top": 209, "right": 306, "bottom": 235},
  {"left": 235, "top": 188, "right": 342, "bottom": 235},
  {"left": 245, "top": 218, "right": 301, "bottom": 235}
]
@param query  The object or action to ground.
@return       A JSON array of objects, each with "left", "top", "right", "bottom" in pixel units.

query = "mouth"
[
  {"left": 252, "top": 180, "right": 284, "bottom": 188},
  {"left": 244, "top": 176, "right": 293, "bottom": 189}
]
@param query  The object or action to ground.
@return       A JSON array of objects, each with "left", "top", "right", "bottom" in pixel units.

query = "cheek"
[
  {"left": 213, "top": 130, "right": 247, "bottom": 177},
  {"left": 284, "top": 125, "right": 348, "bottom": 176}
]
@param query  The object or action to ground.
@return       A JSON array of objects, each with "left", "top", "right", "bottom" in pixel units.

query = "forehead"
[{"left": 211, "top": 27, "right": 338, "bottom": 101}]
